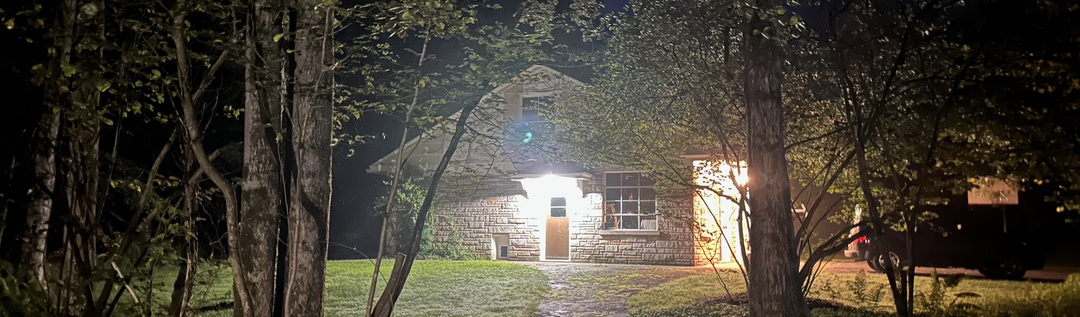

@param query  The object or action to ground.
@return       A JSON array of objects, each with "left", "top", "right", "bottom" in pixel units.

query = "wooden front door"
[{"left": 546, "top": 197, "right": 569, "bottom": 259}]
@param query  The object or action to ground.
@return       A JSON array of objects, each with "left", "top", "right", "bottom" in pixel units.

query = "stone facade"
[
  {"left": 570, "top": 197, "right": 696, "bottom": 265},
  {"left": 429, "top": 175, "right": 700, "bottom": 265},
  {"left": 429, "top": 178, "right": 540, "bottom": 261}
]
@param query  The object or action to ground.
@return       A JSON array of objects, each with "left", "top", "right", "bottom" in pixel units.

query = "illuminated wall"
[
  {"left": 518, "top": 175, "right": 586, "bottom": 260},
  {"left": 692, "top": 160, "right": 749, "bottom": 266}
]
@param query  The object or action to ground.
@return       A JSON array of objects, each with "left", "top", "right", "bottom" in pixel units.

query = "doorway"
[{"left": 546, "top": 197, "right": 569, "bottom": 259}]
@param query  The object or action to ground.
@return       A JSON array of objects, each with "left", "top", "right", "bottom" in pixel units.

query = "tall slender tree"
[
  {"left": 19, "top": 0, "right": 74, "bottom": 288},
  {"left": 743, "top": 1, "right": 810, "bottom": 316},
  {"left": 239, "top": 0, "right": 287, "bottom": 316},
  {"left": 281, "top": 0, "right": 334, "bottom": 315}
]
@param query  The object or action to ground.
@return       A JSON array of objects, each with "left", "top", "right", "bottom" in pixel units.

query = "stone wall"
[
  {"left": 430, "top": 175, "right": 698, "bottom": 265},
  {"left": 570, "top": 196, "right": 696, "bottom": 265},
  {"left": 429, "top": 178, "right": 541, "bottom": 261}
]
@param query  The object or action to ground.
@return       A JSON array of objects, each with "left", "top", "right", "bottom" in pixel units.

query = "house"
[{"left": 367, "top": 65, "right": 826, "bottom": 266}]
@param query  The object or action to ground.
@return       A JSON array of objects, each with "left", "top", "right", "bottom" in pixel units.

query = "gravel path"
[{"left": 521, "top": 262, "right": 709, "bottom": 317}]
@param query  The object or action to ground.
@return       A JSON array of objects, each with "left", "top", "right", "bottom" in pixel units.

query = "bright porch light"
[{"left": 518, "top": 174, "right": 581, "bottom": 199}]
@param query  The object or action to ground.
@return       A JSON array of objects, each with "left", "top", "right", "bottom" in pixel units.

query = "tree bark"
[
  {"left": 169, "top": 0, "right": 247, "bottom": 315},
  {"left": 168, "top": 147, "right": 199, "bottom": 317},
  {"left": 282, "top": 0, "right": 333, "bottom": 315},
  {"left": 743, "top": 3, "right": 811, "bottom": 317},
  {"left": 371, "top": 102, "right": 478, "bottom": 317},
  {"left": 22, "top": 110, "right": 59, "bottom": 286},
  {"left": 21, "top": 0, "right": 78, "bottom": 289},
  {"left": 239, "top": 0, "right": 286, "bottom": 316}
]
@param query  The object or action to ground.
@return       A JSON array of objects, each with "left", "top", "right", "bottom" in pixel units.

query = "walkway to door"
[{"left": 521, "top": 262, "right": 709, "bottom": 317}]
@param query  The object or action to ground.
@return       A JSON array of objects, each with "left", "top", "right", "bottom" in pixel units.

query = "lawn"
[
  {"left": 630, "top": 270, "right": 1080, "bottom": 317},
  {"left": 162, "top": 260, "right": 548, "bottom": 317}
]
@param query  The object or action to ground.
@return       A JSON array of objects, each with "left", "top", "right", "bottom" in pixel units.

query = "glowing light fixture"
[{"left": 518, "top": 174, "right": 580, "bottom": 199}]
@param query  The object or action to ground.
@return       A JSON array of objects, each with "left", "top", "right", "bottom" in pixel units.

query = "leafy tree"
[
  {"left": 0, "top": 0, "right": 245, "bottom": 316},
  {"left": 540, "top": 2, "right": 825, "bottom": 315}
]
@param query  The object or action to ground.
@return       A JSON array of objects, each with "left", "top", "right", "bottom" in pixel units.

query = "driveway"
[
  {"left": 522, "top": 262, "right": 709, "bottom": 317},
  {"left": 701, "top": 260, "right": 1079, "bottom": 282},
  {"left": 814, "top": 260, "right": 1080, "bottom": 282}
]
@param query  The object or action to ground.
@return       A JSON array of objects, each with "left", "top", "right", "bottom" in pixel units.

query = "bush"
[
  {"left": 977, "top": 273, "right": 1080, "bottom": 317},
  {"left": 0, "top": 260, "right": 48, "bottom": 317},
  {"left": 914, "top": 270, "right": 981, "bottom": 317},
  {"left": 418, "top": 215, "right": 481, "bottom": 260},
  {"left": 811, "top": 270, "right": 887, "bottom": 310}
]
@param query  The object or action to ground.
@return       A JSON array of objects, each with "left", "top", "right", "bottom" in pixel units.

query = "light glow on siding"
[
  {"left": 517, "top": 174, "right": 584, "bottom": 261},
  {"left": 692, "top": 160, "right": 748, "bottom": 264}
]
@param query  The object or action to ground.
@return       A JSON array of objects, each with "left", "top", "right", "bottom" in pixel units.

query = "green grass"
[
  {"left": 631, "top": 270, "right": 1080, "bottom": 317},
  {"left": 154, "top": 260, "right": 548, "bottom": 317}
]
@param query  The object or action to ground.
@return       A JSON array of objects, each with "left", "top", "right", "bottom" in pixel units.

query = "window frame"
[
  {"left": 521, "top": 96, "right": 553, "bottom": 124},
  {"left": 602, "top": 171, "right": 659, "bottom": 231},
  {"left": 550, "top": 197, "right": 567, "bottom": 218}
]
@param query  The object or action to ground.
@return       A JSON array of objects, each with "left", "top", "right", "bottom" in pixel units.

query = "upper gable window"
[{"left": 521, "top": 97, "right": 552, "bottom": 123}]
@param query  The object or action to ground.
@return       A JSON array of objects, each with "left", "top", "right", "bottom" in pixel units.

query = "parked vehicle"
[{"left": 845, "top": 204, "right": 1046, "bottom": 280}]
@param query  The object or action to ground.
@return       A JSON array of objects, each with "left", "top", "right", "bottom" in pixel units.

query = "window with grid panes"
[
  {"left": 521, "top": 97, "right": 551, "bottom": 123},
  {"left": 603, "top": 172, "right": 657, "bottom": 230}
]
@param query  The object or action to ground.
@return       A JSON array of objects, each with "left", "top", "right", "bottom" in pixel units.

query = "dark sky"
[{"left": 602, "top": 0, "right": 629, "bottom": 12}]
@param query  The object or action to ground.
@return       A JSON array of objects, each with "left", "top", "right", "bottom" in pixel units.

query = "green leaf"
[
  {"left": 61, "top": 62, "right": 76, "bottom": 77},
  {"left": 275, "top": 133, "right": 283, "bottom": 143},
  {"left": 274, "top": 33, "right": 285, "bottom": 42},
  {"left": 97, "top": 81, "right": 111, "bottom": 92},
  {"left": 151, "top": 69, "right": 161, "bottom": 80}
]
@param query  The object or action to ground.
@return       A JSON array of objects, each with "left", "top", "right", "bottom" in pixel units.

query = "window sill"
[{"left": 599, "top": 230, "right": 660, "bottom": 236}]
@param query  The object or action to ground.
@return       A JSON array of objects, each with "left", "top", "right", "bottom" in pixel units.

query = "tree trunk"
[
  {"left": 21, "top": 0, "right": 78, "bottom": 289},
  {"left": 22, "top": 111, "right": 59, "bottom": 286},
  {"left": 853, "top": 133, "right": 908, "bottom": 315},
  {"left": 239, "top": 0, "right": 286, "bottom": 316},
  {"left": 743, "top": 3, "right": 811, "bottom": 317},
  {"left": 69, "top": 55, "right": 105, "bottom": 317},
  {"left": 282, "top": 0, "right": 333, "bottom": 315},
  {"left": 168, "top": 149, "right": 199, "bottom": 317},
  {"left": 371, "top": 103, "right": 478, "bottom": 317},
  {"left": 368, "top": 37, "right": 428, "bottom": 316},
  {"left": 169, "top": 0, "right": 246, "bottom": 314}
]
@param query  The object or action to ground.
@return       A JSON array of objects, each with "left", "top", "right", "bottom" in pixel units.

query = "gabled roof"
[{"left": 366, "top": 65, "right": 583, "bottom": 175}]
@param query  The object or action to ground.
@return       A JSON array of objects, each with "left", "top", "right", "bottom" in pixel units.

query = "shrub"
[
  {"left": 978, "top": 273, "right": 1080, "bottom": 317},
  {"left": 418, "top": 215, "right": 481, "bottom": 260},
  {"left": 812, "top": 270, "right": 887, "bottom": 310},
  {"left": 914, "top": 270, "right": 980, "bottom": 317}
]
